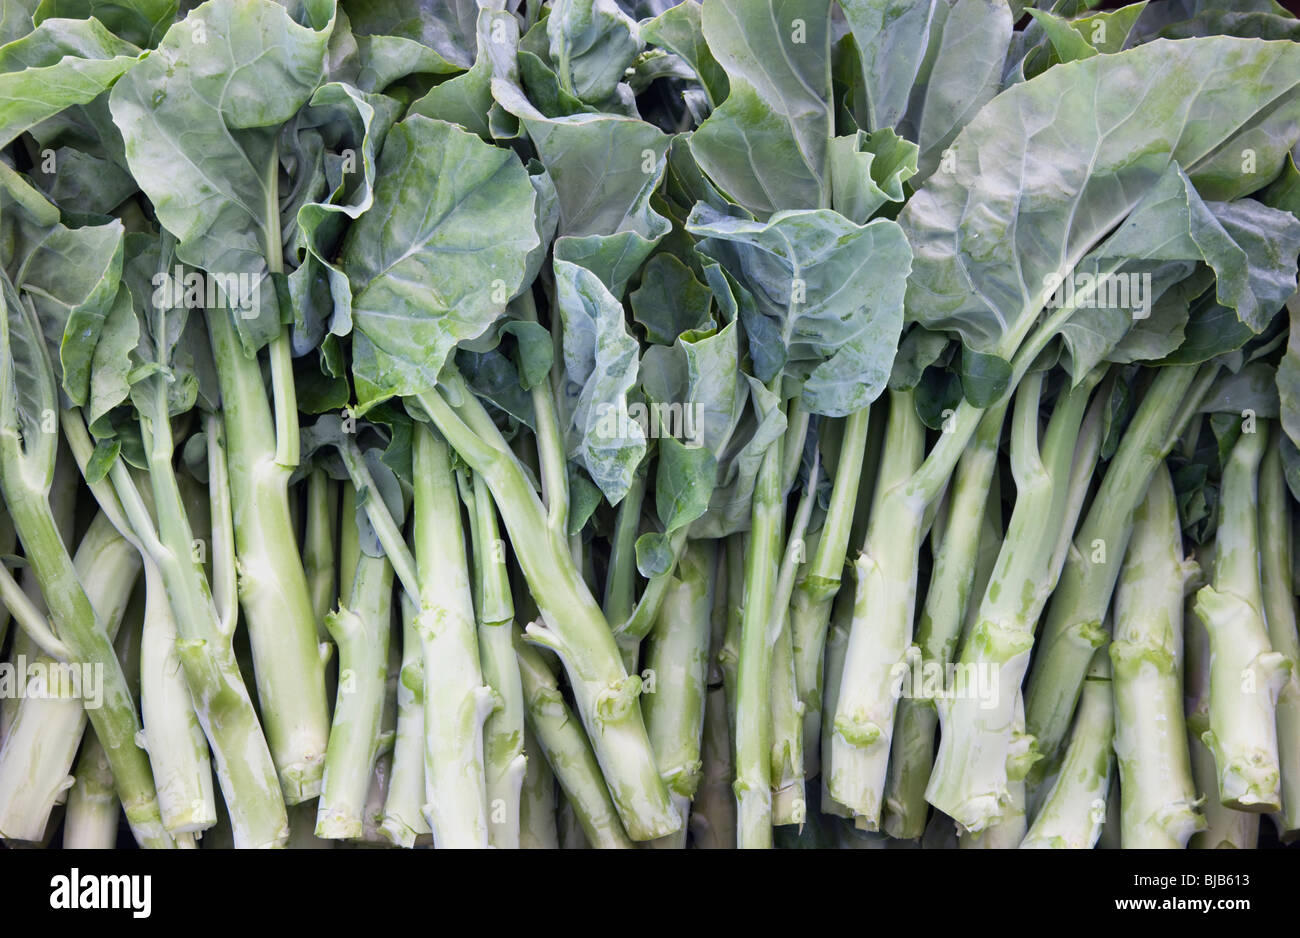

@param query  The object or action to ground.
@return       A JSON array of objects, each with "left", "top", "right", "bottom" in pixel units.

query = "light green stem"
[
  {"left": 381, "top": 594, "right": 429, "bottom": 847},
  {"left": 644, "top": 539, "right": 716, "bottom": 848},
  {"left": 828, "top": 389, "right": 924, "bottom": 826},
  {"left": 733, "top": 425, "right": 785, "bottom": 848},
  {"left": 416, "top": 380, "right": 677, "bottom": 840},
  {"left": 1110, "top": 463, "right": 1203, "bottom": 847},
  {"left": 1195, "top": 421, "right": 1290, "bottom": 811},
  {"left": 1021, "top": 651, "right": 1113, "bottom": 849},
  {"left": 770, "top": 461, "right": 818, "bottom": 825},
  {"left": 692, "top": 550, "right": 735, "bottom": 849},
  {"left": 1260, "top": 435, "right": 1300, "bottom": 840},
  {"left": 208, "top": 310, "right": 329, "bottom": 801},
  {"left": 0, "top": 514, "right": 145, "bottom": 842},
  {"left": 316, "top": 548, "right": 393, "bottom": 839},
  {"left": 412, "top": 424, "right": 492, "bottom": 847},
  {"left": 927, "top": 371, "right": 1098, "bottom": 831},
  {"left": 516, "top": 640, "right": 633, "bottom": 849},
  {"left": 470, "top": 473, "right": 527, "bottom": 849},
  {"left": 140, "top": 555, "right": 216, "bottom": 835},
  {"left": 519, "top": 723, "right": 558, "bottom": 849},
  {"left": 1026, "top": 363, "right": 1213, "bottom": 766},
  {"left": 64, "top": 731, "right": 120, "bottom": 849},
  {"left": 303, "top": 468, "right": 338, "bottom": 641},
  {"left": 792, "top": 405, "right": 871, "bottom": 778}
]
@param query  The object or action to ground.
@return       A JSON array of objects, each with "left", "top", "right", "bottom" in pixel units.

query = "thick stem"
[
  {"left": 1025, "top": 363, "right": 1206, "bottom": 768},
  {"left": 1196, "top": 421, "right": 1289, "bottom": 811},
  {"left": 207, "top": 311, "right": 329, "bottom": 800},
  {"left": 0, "top": 514, "right": 145, "bottom": 842},
  {"left": 643, "top": 539, "right": 716, "bottom": 847},
  {"left": 691, "top": 548, "right": 735, "bottom": 849},
  {"left": 64, "top": 731, "right": 120, "bottom": 849},
  {"left": 770, "top": 460, "right": 819, "bottom": 825},
  {"left": 733, "top": 428, "right": 785, "bottom": 848},
  {"left": 315, "top": 545, "right": 393, "bottom": 839},
  {"left": 140, "top": 555, "right": 217, "bottom": 835},
  {"left": 1260, "top": 435, "right": 1300, "bottom": 839},
  {"left": 412, "top": 425, "right": 492, "bottom": 847},
  {"left": 380, "top": 595, "right": 430, "bottom": 847},
  {"left": 416, "top": 383, "right": 677, "bottom": 840},
  {"left": 927, "top": 372, "right": 1098, "bottom": 831},
  {"left": 827, "top": 389, "right": 924, "bottom": 826},
  {"left": 1020, "top": 651, "right": 1114, "bottom": 849},
  {"left": 792, "top": 405, "right": 871, "bottom": 777},
  {"left": 133, "top": 388, "right": 287, "bottom": 847},
  {"left": 467, "top": 474, "right": 527, "bottom": 849},
  {"left": 519, "top": 723, "right": 559, "bottom": 849},
  {"left": 516, "top": 639, "right": 633, "bottom": 849},
  {"left": 1110, "top": 463, "right": 1203, "bottom": 847}
]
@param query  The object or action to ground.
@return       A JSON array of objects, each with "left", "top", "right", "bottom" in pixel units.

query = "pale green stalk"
[
  {"left": 644, "top": 539, "right": 716, "bottom": 848},
  {"left": 883, "top": 400, "right": 1009, "bottom": 840},
  {"left": 691, "top": 558, "right": 736, "bottom": 849},
  {"left": 303, "top": 468, "right": 338, "bottom": 642},
  {"left": 771, "top": 459, "right": 819, "bottom": 825},
  {"left": 960, "top": 696, "right": 1029, "bottom": 849},
  {"left": 519, "top": 724, "right": 558, "bottom": 849},
  {"left": 516, "top": 640, "right": 633, "bottom": 849},
  {"left": 1110, "top": 463, "right": 1204, "bottom": 848},
  {"left": 1259, "top": 435, "right": 1300, "bottom": 839},
  {"left": 139, "top": 554, "right": 217, "bottom": 835},
  {"left": 0, "top": 507, "right": 15, "bottom": 654},
  {"left": 415, "top": 379, "right": 677, "bottom": 840},
  {"left": 64, "top": 732, "right": 119, "bottom": 849},
  {"left": 720, "top": 532, "right": 744, "bottom": 731},
  {"left": 792, "top": 406, "right": 871, "bottom": 778},
  {"left": 1021, "top": 650, "right": 1114, "bottom": 849},
  {"left": 380, "top": 594, "right": 429, "bottom": 847},
  {"left": 468, "top": 472, "right": 527, "bottom": 849},
  {"left": 820, "top": 581, "right": 855, "bottom": 819},
  {"left": 1026, "top": 363, "right": 1217, "bottom": 765},
  {"left": 828, "top": 388, "right": 924, "bottom": 826},
  {"left": 1186, "top": 593, "right": 1260, "bottom": 849},
  {"left": 114, "top": 387, "right": 288, "bottom": 846},
  {"left": 1194, "top": 421, "right": 1290, "bottom": 811},
  {"left": 733, "top": 420, "right": 786, "bottom": 847},
  {"left": 316, "top": 546, "right": 393, "bottom": 839},
  {"left": 410, "top": 425, "right": 493, "bottom": 847},
  {"left": 0, "top": 514, "right": 142, "bottom": 842},
  {"left": 605, "top": 469, "right": 645, "bottom": 668},
  {"left": 207, "top": 310, "right": 329, "bottom": 801},
  {"left": 927, "top": 371, "right": 1098, "bottom": 832}
]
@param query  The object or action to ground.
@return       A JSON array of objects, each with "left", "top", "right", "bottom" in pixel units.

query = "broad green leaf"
[
  {"left": 630, "top": 253, "right": 712, "bottom": 345},
  {"left": 0, "top": 195, "right": 123, "bottom": 405},
  {"left": 895, "top": 0, "right": 1013, "bottom": 180},
  {"left": 343, "top": 0, "right": 477, "bottom": 69},
  {"left": 286, "top": 81, "right": 400, "bottom": 355},
  {"left": 547, "top": 0, "right": 642, "bottom": 105},
  {"left": 828, "top": 128, "right": 918, "bottom": 224},
  {"left": 86, "top": 285, "right": 137, "bottom": 431},
  {"left": 108, "top": 0, "right": 333, "bottom": 352},
  {"left": 687, "top": 204, "right": 911, "bottom": 416},
  {"left": 690, "top": 0, "right": 833, "bottom": 217},
  {"left": 0, "top": 273, "right": 58, "bottom": 488},
  {"left": 554, "top": 257, "right": 645, "bottom": 504},
  {"left": 408, "top": 6, "right": 495, "bottom": 141},
  {"left": 635, "top": 530, "right": 674, "bottom": 578},
  {"left": 0, "top": 16, "right": 139, "bottom": 149},
  {"left": 32, "top": 0, "right": 178, "bottom": 47},
  {"left": 1198, "top": 361, "right": 1279, "bottom": 418},
  {"left": 485, "top": 8, "right": 670, "bottom": 294},
  {"left": 900, "top": 37, "right": 1300, "bottom": 363},
  {"left": 340, "top": 115, "right": 539, "bottom": 408},
  {"left": 839, "top": 0, "right": 937, "bottom": 132},
  {"left": 640, "top": 0, "right": 727, "bottom": 107},
  {"left": 889, "top": 325, "right": 951, "bottom": 391}
]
